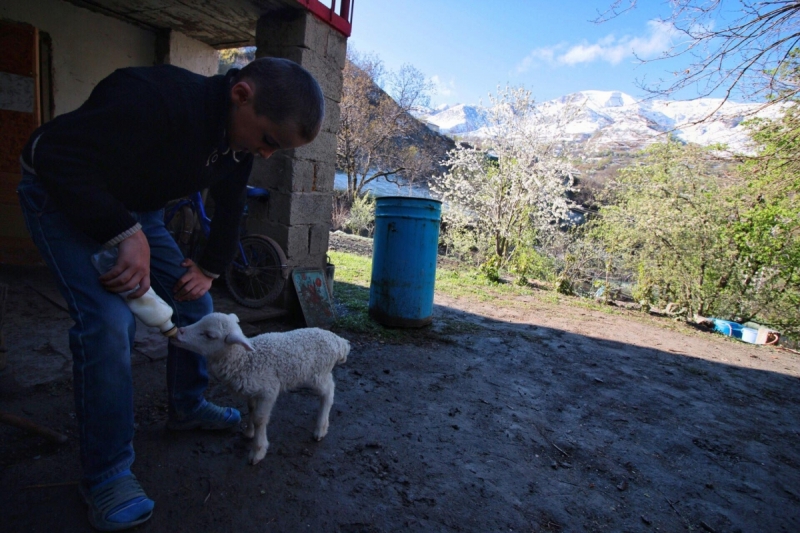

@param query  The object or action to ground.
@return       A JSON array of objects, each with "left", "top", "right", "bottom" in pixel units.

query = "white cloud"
[
  {"left": 430, "top": 74, "right": 456, "bottom": 97},
  {"left": 517, "top": 19, "right": 677, "bottom": 71},
  {"left": 516, "top": 45, "right": 562, "bottom": 73}
]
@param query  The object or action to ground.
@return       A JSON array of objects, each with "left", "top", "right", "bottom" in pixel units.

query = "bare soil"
[{"left": 2, "top": 233, "right": 800, "bottom": 532}]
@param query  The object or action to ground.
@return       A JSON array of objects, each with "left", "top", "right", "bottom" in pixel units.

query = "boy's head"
[{"left": 228, "top": 57, "right": 325, "bottom": 159}]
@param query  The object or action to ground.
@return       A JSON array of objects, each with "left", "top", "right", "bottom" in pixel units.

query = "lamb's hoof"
[
  {"left": 249, "top": 446, "right": 268, "bottom": 465},
  {"left": 313, "top": 427, "right": 328, "bottom": 441}
]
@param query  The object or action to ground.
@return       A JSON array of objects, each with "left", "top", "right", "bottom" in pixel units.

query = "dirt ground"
[{"left": 2, "top": 233, "right": 800, "bottom": 532}]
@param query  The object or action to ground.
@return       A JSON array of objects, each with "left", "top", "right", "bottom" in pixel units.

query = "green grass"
[{"left": 328, "top": 250, "right": 548, "bottom": 339}]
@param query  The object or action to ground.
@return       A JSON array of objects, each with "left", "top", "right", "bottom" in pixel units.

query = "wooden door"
[{"left": 0, "top": 20, "right": 42, "bottom": 265}]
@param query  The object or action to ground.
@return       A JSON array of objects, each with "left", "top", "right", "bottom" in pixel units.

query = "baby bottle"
[{"left": 91, "top": 247, "right": 178, "bottom": 337}]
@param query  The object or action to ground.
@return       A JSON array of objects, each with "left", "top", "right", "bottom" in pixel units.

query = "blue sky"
[{"left": 346, "top": 1, "right": 734, "bottom": 107}]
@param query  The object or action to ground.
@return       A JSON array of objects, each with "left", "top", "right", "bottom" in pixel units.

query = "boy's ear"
[{"left": 230, "top": 80, "right": 255, "bottom": 106}]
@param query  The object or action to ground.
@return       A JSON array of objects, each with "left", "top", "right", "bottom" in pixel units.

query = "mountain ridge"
[{"left": 421, "top": 90, "right": 785, "bottom": 154}]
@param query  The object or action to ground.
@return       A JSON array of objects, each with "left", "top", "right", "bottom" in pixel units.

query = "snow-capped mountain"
[
  {"left": 423, "top": 91, "right": 785, "bottom": 154},
  {"left": 420, "top": 103, "right": 489, "bottom": 135}
]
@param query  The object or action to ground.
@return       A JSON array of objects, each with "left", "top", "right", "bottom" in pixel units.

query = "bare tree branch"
[{"left": 598, "top": 1, "right": 800, "bottom": 119}]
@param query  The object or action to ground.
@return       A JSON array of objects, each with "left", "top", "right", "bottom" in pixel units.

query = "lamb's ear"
[
  {"left": 225, "top": 330, "right": 255, "bottom": 352},
  {"left": 228, "top": 313, "right": 240, "bottom": 324}
]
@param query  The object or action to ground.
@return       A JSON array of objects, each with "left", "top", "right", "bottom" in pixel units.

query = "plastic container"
[
  {"left": 741, "top": 327, "right": 758, "bottom": 344},
  {"left": 91, "top": 247, "right": 177, "bottom": 337},
  {"left": 368, "top": 196, "right": 442, "bottom": 327},
  {"left": 712, "top": 318, "right": 742, "bottom": 338},
  {"left": 712, "top": 318, "right": 762, "bottom": 344}
]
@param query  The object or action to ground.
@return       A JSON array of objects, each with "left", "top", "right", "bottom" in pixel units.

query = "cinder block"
[
  {"left": 309, "top": 223, "right": 332, "bottom": 255},
  {"left": 249, "top": 154, "right": 294, "bottom": 191},
  {"left": 259, "top": 190, "right": 332, "bottom": 226},
  {"left": 290, "top": 158, "right": 336, "bottom": 193},
  {"left": 251, "top": 157, "right": 334, "bottom": 195},
  {"left": 264, "top": 190, "right": 292, "bottom": 225},
  {"left": 303, "top": 14, "right": 333, "bottom": 58},
  {"left": 285, "top": 223, "right": 311, "bottom": 259},
  {"left": 290, "top": 192, "right": 334, "bottom": 225},
  {"left": 243, "top": 218, "right": 288, "bottom": 254},
  {"left": 309, "top": 159, "right": 337, "bottom": 193},
  {"left": 289, "top": 46, "right": 344, "bottom": 98},
  {"left": 253, "top": 44, "right": 343, "bottom": 101},
  {"left": 295, "top": 130, "right": 337, "bottom": 162},
  {"left": 256, "top": 9, "right": 308, "bottom": 49},
  {"left": 286, "top": 254, "right": 328, "bottom": 273},
  {"left": 326, "top": 30, "right": 347, "bottom": 70},
  {"left": 322, "top": 96, "right": 341, "bottom": 133}
]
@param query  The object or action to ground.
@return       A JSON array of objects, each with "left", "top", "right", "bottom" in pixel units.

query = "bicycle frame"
[
  {"left": 164, "top": 187, "right": 273, "bottom": 269},
  {"left": 163, "top": 191, "right": 212, "bottom": 239}
]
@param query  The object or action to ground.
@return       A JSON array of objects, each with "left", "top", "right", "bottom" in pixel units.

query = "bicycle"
[{"left": 164, "top": 187, "right": 288, "bottom": 308}]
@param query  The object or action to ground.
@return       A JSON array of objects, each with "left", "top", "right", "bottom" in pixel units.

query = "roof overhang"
[{"left": 65, "top": 0, "right": 351, "bottom": 49}]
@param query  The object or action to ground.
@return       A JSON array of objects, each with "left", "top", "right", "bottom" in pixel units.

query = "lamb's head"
[{"left": 171, "top": 312, "right": 254, "bottom": 360}]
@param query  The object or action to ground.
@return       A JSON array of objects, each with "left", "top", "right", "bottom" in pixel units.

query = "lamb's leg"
[
  {"left": 249, "top": 390, "right": 278, "bottom": 465},
  {"left": 313, "top": 373, "right": 335, "bottom": 441},
  {"left": 244, "top": 396, "right": 257, "bottom": 439}
]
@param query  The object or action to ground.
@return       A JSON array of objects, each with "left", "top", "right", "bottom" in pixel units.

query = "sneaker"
[{"left": 166, "top": 400, "right": 241, "bottom": 431}]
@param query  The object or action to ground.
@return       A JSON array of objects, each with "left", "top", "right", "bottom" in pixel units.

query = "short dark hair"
[{"left": 236, "top": 57, "right": 325, "bottom": 142}]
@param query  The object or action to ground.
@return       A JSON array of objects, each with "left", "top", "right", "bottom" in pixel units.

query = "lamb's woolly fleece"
[
  {"left": 212, "top": 328, "right": 349, "bottom": 397},
  {"left": 173, "top": 312, "right": 349, "bottom": 397}
]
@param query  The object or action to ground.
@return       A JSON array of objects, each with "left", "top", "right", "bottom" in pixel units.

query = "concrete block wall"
[{"left": 249, "top": 7, "right": 346, "bottom": 307}]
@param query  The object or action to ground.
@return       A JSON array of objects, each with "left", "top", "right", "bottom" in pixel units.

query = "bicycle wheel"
[{"left": 225, "top": 235, "right": 287, "bottom": 308}]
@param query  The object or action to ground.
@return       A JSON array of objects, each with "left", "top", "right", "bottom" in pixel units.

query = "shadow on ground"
[{"left": 1, "top": 265, "right": 799, "bottom": 532}]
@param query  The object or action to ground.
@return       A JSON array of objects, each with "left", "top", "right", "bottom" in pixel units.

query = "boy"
[{"left": 17, "top": 57, "right": 324, "bottom": 531}]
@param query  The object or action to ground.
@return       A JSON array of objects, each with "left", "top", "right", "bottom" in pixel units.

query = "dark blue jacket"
[{"left": 21, "top": 64, "right": 254, "bottom": 275}]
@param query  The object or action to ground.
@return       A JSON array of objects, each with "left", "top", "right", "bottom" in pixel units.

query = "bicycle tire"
[{"left": 225, "top": 235, "right": 287, "bottom": 308}]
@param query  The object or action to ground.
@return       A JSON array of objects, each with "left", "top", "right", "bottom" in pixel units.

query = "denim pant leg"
[
  {"left": 134, "top": 210, "right": 213, "bottom": 418},
  {"left": 17, "top": 173, "right": 137, "bottom": 486}
]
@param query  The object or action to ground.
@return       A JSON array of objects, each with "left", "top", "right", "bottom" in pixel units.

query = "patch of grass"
[
  {"left": 329, "top": 249, "right": 559, "bottom": 339},
  {"left": 328, "top": 251, "right": 400, "bottom": 340},
  {"left": 435, "top": 268, "right": 537, "bottom": 301},
  {"left": 328, "top": 247, "right": 725, "bottom": 343}
]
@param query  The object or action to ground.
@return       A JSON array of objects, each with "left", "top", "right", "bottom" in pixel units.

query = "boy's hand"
[
  {"left": 174, "top": 259, "right": 213, "bottom": 301},
  {"left": 99, "top": 230, "right": 151, "bottom": 299}
]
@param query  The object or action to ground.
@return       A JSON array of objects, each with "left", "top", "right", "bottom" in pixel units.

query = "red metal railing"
[{"left": 296, "top": 0, "right": 353, "bottom": 37}]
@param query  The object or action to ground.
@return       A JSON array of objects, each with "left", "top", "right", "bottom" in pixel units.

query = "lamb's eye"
[{"left": 204, "top": 331, "right": 218, "bottom": 340}]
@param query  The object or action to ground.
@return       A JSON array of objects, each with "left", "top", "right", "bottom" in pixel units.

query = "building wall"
[
  {"left": 0, "top": 0, "right": 220, "bottom": 267},
  {"left": 0, "top": 0, "right": 154, "bottom": 116},
  {"left": 0, "top": 0, "right": 218, "bottom": 117},
  {"left": 165, "top": 31, "right": 218, "bottom": 77}
]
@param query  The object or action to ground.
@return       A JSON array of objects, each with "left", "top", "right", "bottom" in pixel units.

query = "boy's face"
[{"left": 228, "top": 80, "right": 307, "bottom": 159}]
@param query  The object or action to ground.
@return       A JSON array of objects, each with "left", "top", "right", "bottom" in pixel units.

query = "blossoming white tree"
[{"left": 431, "top": 85, "right": 579, "bottom": 270}]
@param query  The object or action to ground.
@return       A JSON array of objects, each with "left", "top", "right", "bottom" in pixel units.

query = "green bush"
[{"left": 343, "top": 193, "right": 376, "bottom": 236}]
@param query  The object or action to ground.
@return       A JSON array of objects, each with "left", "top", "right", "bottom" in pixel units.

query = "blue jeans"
[{"left": 17, "top": 171, "right": 213, "bottom": 486}]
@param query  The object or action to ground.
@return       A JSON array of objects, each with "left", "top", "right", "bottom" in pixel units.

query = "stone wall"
[{"left": 250, "top": 8, "right": 346, "bottom": 307}]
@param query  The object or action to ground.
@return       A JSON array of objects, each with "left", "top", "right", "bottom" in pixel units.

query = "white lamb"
[{"left": 171, "top": 312, "right": 350, "bottom": 465}]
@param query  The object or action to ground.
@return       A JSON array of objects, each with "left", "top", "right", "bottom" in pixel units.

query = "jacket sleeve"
[{"left": 197, "top": 157, "right": 254, "bottom": 276}]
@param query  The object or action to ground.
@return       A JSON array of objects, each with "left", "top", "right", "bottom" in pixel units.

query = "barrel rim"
[{"left": 374, "top": 195, "right": 443, "bottom": 205}]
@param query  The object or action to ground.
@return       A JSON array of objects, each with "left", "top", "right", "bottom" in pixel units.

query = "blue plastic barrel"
[{"left": 369, "top": 196, "right": 442, "bottom": 327}]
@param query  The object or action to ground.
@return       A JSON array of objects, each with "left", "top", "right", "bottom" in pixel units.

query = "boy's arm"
[{"left": 196, "top": 157, "right": 254, "bottom": 277}]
